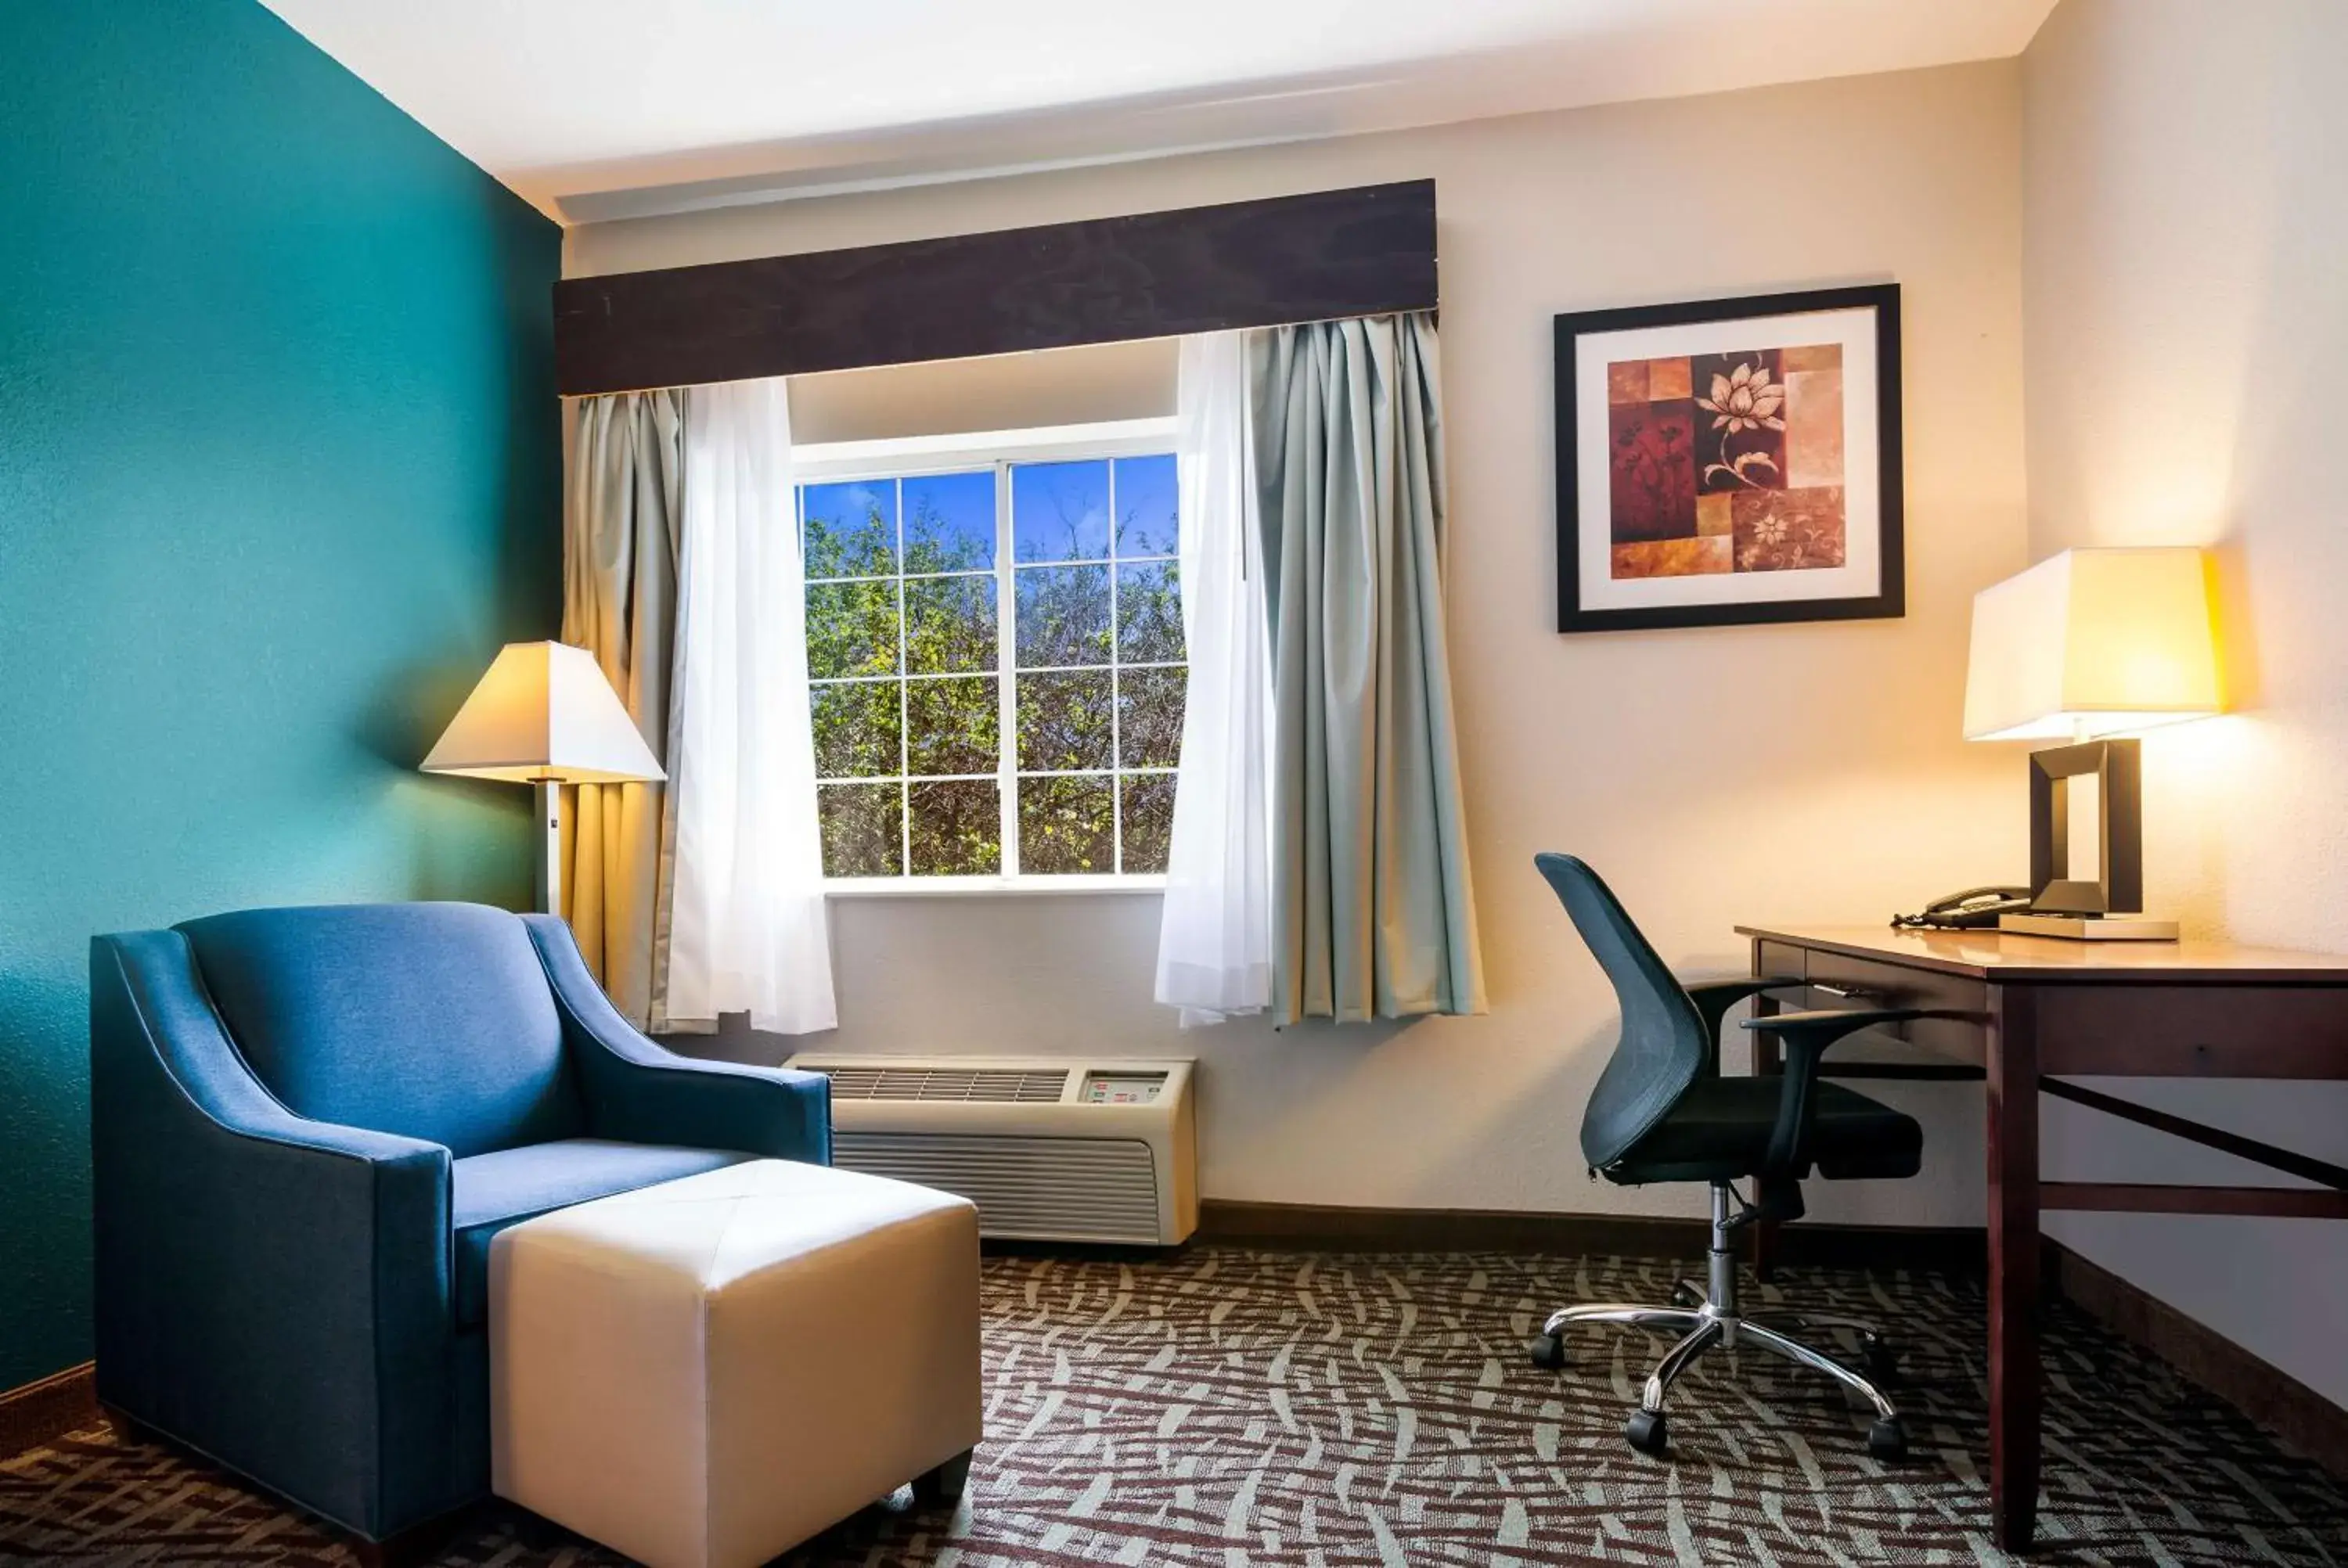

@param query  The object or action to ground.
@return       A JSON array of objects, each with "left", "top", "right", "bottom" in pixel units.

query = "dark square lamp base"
[{"left": 2008, "top": 738, "right": 2176, "bottom": 940}]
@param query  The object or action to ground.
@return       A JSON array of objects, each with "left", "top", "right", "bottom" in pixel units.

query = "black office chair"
[{"left": 1528, "top": 853, "right": 1924, "bottom": 1461}]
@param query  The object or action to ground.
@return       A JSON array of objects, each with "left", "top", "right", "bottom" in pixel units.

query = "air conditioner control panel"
[{"left": 1080, "top": 1071, "right": 1167, "bottom": 1106}]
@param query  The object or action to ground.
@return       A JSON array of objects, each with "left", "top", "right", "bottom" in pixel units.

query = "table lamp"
[
  {"left": 421, "top": 641, "right": 665, "bottom": 914},
  {"left": 1962, "top": 547, "right": 2221, "bottom": 940}
]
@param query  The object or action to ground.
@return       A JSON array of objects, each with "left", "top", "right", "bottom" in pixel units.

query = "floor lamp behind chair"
[{"left": 421, "top": 641, "right": 665, "bottom": 915}]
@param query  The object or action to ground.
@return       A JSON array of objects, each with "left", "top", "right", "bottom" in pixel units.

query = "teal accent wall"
[{"left": 0, "top": 2, "right": 561, "bottom": 1390}]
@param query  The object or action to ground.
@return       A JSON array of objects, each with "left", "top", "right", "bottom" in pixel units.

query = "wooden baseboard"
[
  {"left": 1196, "top": 1199, "right": 1985, "bottom": 1273},
  {"left": 0, "top": 1361, "right": 97, "bottom": 1462},
  {"left": 2044, "top": 1239, "right": 2348, "bottom": 1483}
]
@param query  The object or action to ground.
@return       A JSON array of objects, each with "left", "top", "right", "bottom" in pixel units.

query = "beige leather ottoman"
[{"left": 488, "top": 1159, "right": 982, "bottom": 1568}]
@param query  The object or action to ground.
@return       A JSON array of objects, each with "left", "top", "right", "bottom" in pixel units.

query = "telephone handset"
[{"left": 1890, "top": 886, "right": 2033, "bottom": 930}]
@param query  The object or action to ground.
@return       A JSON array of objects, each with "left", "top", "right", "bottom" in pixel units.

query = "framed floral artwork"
[{"left": 1553, "top": 284, "right": 1903, "bottom": 632}]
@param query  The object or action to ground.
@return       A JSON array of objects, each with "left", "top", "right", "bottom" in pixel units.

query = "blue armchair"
[{"left": 89, "top": 902, "right": 830, "bottom": 1546}]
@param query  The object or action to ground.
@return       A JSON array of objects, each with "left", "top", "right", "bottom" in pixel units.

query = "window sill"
[{"left": 823, "top": 874, "right": 1166, "bottom": 899}]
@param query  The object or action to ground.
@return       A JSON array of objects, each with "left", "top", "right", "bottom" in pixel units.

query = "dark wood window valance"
[{"left": 554, "top": 180, "right": 1437, "bottom": 397}]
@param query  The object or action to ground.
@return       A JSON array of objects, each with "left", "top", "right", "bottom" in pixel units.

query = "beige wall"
[
  {"left": 567, "top": 62, "right": 2029, "bottom": 1229},
  {"left": 2022, "top": 0, "right": 2348, "bottom": 1405},
  {"left": 790, "top": 339, "right": 1176, "bottom": 444}
]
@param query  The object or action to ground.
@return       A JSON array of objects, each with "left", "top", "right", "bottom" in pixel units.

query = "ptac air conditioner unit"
[{"left": 780, "top": 1055, "right": 1197, "bottom": 1246}]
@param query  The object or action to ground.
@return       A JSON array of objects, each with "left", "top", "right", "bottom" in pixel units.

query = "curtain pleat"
[
  {"left": 1250, "top": 312, "right": 1486, "bottom": 1023},
  {"left": 561, "top": 390, "right": 685, "bottom": 1031}
]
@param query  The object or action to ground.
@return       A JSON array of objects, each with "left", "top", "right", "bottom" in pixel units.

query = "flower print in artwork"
[
  {"left": 1733, "top": 485, "right": 1846, "bottom": 571},
  {"left": 1605, "top": 343, "right": 1846, "bottom": 581},
  {"left": 1695, "top": 355, "right": 1784, "bottom": 491}
]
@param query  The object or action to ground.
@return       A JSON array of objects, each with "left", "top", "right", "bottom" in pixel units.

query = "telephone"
[{"left": 1890, "top": 886, "right": 2033, "bottom": 930}]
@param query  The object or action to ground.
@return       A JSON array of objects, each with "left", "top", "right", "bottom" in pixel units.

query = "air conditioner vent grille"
[
  {"left": 830, "top": 1133, "right": 1160, "bottom": 1243},
  {"left": 815, "top": 1066, "right": 1069, "bottom": 1104}
]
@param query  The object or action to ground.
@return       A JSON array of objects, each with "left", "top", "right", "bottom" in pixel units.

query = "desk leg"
[
  {"left": 1986, "top": 984, "right": 2042, "bottom": 1552},
  {"left": 1749, "top": 940, "right": 1783, "bottom": 1282}
]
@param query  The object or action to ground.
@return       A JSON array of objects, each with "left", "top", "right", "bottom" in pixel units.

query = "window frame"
[{"left": 794, "top": 417, "right": 1181, "bottom": 895}]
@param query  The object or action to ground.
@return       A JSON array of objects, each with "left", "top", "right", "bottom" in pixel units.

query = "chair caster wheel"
[
  {"left": 1866, "top": 1417, "right": 1908, "bottom": 1462},
  {"left": 1527, "top": 1332, "right": 1566, "bottom": 1371},
  {"left": 1670, "top": 1282, "right": 1702, "bottom": 1308},
  {"left": 1626, "top": 1409, "right": 1669, "bottom": 1457},
  {"left": 1863, "top": 1340, "right": 1900, "bottom": 1384}
]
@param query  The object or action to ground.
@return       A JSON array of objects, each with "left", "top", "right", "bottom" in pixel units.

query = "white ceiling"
[{"left": 258, "top": 0, "right": 2059, "bottom": 225}]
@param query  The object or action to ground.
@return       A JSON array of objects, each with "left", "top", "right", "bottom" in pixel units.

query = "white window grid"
[{"left": 798, "top": 432, "right": 1182, "bottom": 886}]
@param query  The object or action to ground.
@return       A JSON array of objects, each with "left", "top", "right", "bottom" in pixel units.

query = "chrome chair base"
[{"left": 1527, "top": 1184, "right": 1909, "bottom": 1461}]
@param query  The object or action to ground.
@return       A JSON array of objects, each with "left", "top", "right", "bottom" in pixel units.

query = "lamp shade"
[
  {"left": 421, "top": 642, "right": 664, "bottom": 784},
  {"left": 1962, "top": 548, "right": 2221, "bottom": 742}
]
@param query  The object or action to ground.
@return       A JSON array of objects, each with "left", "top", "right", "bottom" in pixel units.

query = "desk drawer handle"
[{"left": 1810, "top": 981, "right": 1872, "bottom": 1001}]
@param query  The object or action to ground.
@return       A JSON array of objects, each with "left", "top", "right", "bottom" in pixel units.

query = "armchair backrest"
[
  {"left": 1534, "top": 854, "right": 1710, "bottom": 1172},
  {"left": 177, "top": 902, "right": 582, "bottom": 1157}
]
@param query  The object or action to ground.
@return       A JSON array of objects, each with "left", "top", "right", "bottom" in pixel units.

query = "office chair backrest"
[{"left": 1535, "top": 854, "right": 1711, "bottom": 1172}]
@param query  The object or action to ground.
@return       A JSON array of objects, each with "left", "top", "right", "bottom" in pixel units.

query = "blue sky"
[
  {"left": 1014, "top": 455, "right": 1178, "bottom": 563},
  {"left": 805, "top": 455, "right": 1178, "bottom": 573},
  {"left": 906, "top": 470, "right": 995, "bottom": 567},
  {"left": 1014, "top": 460, "right": 1109, "bottom": 562}
]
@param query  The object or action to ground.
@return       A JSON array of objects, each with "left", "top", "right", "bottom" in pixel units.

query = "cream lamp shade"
[
  {"left": 422, "top": 642, "right": 662, "bottom": 915},
  {"left": 422, "top": 641, "right": 664, "bottom": 785},
  {"left": 1961, "top": 548, "right": 2222, "bottom": 743}
]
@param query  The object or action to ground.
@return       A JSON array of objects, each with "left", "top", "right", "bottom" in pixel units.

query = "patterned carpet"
[{"left": 5, "top": 1247, "right": 2344, "bottom": 1566}]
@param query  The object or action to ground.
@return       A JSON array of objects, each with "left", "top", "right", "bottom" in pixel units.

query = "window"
[{"left": 800, "top": 432, "right": 1184, "bottom": 885}]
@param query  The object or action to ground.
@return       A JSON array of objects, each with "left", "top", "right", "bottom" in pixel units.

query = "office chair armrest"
[
  {"left": 1684, "top": 976, "right": 1804, "bottom": 1072},
  {"left": 1741, "top": 1008, "right": 1919, "bottom": 1174}
]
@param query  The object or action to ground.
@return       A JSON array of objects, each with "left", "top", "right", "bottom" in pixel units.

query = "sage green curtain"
[
  {"left": 1250, "top": 311, "right": 1486, "bottom": 1024},
  {"left": 561, "top": 389, "right": 687, "bottom": 1031}
]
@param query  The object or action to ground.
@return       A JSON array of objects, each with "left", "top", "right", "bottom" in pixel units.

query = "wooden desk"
[{"left": 1736, "top": 923, "right": 2348, "bottom": 1553}]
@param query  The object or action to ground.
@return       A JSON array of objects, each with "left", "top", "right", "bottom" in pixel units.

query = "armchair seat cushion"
[
  {"left": 452, "top": 1139, "right": 754, "bottom": 1328},
  {"left": 1612, "top": 1078, "right": 1922, "bottom": 1185}
]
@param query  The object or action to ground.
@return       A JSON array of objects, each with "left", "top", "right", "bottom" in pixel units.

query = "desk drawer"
[{"left": 1800, "top": 950, "right": 1989, "bottom": 1068}]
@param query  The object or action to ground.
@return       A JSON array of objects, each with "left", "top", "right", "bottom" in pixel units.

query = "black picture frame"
[
  {"left": 1553, "top": 283, "right": 1904, "bottom": 634},
  {"left": 2028, "top": 739, "right": 2144, "bottom": 916}
]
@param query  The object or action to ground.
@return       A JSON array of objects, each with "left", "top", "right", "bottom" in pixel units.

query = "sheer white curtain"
[
  {"left": 1154, "top": 333, "right": 1273, "bottom": 1025},
  {"left": 665, "top": 377, "right": 838, "bottom": 1034}
]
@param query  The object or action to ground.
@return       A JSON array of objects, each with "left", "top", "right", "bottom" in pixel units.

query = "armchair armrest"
[
  {"left": 1682, "top": 976, "right": 1804, "bottom": 1072},
  {"left": 520, "top": 915, "right": 830, "bottom": 1164},
  {"left": 1741, "top": 1007, "right": 1920, "bottom": 1175},
  {"left": 90, "top": 931, "right": 456, "bottom": 1537}
]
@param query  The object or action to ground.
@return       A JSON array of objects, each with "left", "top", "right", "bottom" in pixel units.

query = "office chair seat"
[{"left": 1615, "top": 1078, "right": 1923, "bottom": 1186}]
